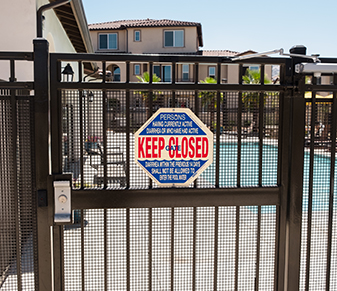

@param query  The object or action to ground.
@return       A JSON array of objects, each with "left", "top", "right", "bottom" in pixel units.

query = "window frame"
[
  {"left": 182, "top": 64, "right": 189, "bottom": 81},
  {"left": 249, "top": 65, "right": 260, "bottom": 71},
  {"left": 134, "top": 64, "right": 141, "bottom": 75},
  {"left": 153, "top": 65, "right": 161, "bottom": 79},
  {"left": 134, "top": 30, "right": 141, "bottom": 42},
  {"left": 208, "top": 66, "right": 216, "bottom": 79},
  {"left": 162, "top": 65, "right": 172, "bottom": 82},
  {"left": 98, "top": 33, "right": 118, "bottom": 50},
  {"left": 152, "top": 65, "right": 172, "bottom": 82},
  {"left": 164, "top": 30, "right": 184, "bottom": 48}
]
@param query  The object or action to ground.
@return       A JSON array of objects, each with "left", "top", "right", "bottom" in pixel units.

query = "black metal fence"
[
  {"left": 0, "top": 43, "right": 337, "bottom": 291},
  {"left": 50, "top": 52, "right": 286, "bottom": 291},
  {"left": 0, "top": 53, "right": 37, "bottom": 290}
]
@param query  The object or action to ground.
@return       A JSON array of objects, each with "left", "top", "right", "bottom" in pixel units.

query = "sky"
[{"left": 82, "top": 0, "right": 337, "bottom": 57}]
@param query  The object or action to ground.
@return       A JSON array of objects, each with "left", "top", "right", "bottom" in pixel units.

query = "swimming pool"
[{"left": 202, "top": 142, "right": 337, "bottom": 211}]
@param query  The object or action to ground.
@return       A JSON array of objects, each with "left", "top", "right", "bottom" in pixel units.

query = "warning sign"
[{"left": 134, "top": 108, "right": 213, "bottom": 187}]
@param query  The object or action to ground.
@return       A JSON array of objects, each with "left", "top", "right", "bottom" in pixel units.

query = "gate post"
[
  {"left": 34, "top": 38, "right": 53, "bottom": 291},
  {"left": 279, "top": 57, "right": 306, "bottom": 291}
]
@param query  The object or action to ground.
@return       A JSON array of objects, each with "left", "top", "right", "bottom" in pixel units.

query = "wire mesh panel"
[
  {"left": 173, "top": 207, "right": 194, "bottom": 290},
  {"left": 259, "top": 205, "right": 277, "bottom": 290},
  {"left": 195, "top": 207, "right": 215, "bottom": 290},
  {"left": 152, "top": 208, "right": 171, "bottom": 290},
  {"left": 0, "top": 99, "right": 17, "bottom": 291},
  {"left": 61, "top": 205, "right": 277, "bottom": 291},
  {"left": 130, "top": 208, "right": 149, "bottom": 291},
  {"left": 217, "top": 207, "right": 236, "bottom": 289},
  {"left": 331, "top": 171, "right": 337, "bottom": 290},
  {"left": 16, "top": 100, "right": 36, "bottom": 290},
  {"left": 63, "top": 221, "right": 82, "bottom": 290},
  {"left": 107, "top": 209, "right": 127, "bottom": 290},
  {"left": 238, "top": 206, "right": 258, "bottom": 291},
  {"left": 0, "top": 96, "right": 36, "bottom": 291},
  {"left": 300, "top": 97, "right": 337, "bottom": 291},
  {"left": 62, "top": 87, "right": 280, "bottom": 190},
  {"left": 262, "top": 93, "right": 279, "bottom": 186}
]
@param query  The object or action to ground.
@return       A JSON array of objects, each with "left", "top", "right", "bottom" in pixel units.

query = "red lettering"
[
  {"left": 145, "top": 137, "right": 151, "bottom": 158},
  {"left": 169, "top": 137, "right": 175, "bottom": 158},
  {"left": 138, "top": 137, "right": 145, "bottom": 158},
  {"left": 159, "top": 137, "right": 165, "bottom": 158},
  {"left": 202, "top": 137, "right": 208, "bottom": 158},
  {"left": 189, "top": 137, "right": 195, "bottom": 158},
  {"left": 196, "top": 137, "right": 202, "bottom": 158},
  {"left": 152, "top": 137, "right": 158, "bottom": 158},
  {"left": 181, "top": 137, "right": 188, "bottom": 158},
  {"left": 175, "top": 137, "right": 181, "bottom": 158}
]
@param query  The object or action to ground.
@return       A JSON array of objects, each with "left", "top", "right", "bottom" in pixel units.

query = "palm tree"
[
  {"left": 199, "top": 77, "right": 221, "bottom": 131},
  {"left": 136, "top": 71, "right": 161, "bottom": 117},
  {"left": 242, "top": 69, "right": 271, "bottom": 133}
]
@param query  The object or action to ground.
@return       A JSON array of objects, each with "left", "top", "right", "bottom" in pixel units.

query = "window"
[
  {"left": 182, "top": 64, "right": 189, "bottom": 81},
  {"left": 113, "top": 66, "right": 120, "bottom": 81},
  {"left": 249, "top": 65, "right": 259, "bottom": 71},
  {"left": 134, "top": 64, "right": 140, "bottom": 75},
  {"left": 153, "top": 65, "right": 161, "bottom": 78},
  {"left": 153, "top": 65, "right": 171, "bottom": 82},
  {"left": 162, "top": 66, "right": 171, "bottom": 82},
  {"left": 134, "top": 30, "right": 141, "bottom": 42},
  {"left": 99, "top": 33, "right": 117, "bottom": 50},
  {"left": 209, "top": 67, "right": 215, "bottom": 79},
  {"left": 164, "top": 30, "right": 184, "bottom": 47}
]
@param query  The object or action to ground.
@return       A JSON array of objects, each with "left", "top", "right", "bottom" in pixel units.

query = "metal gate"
[{"left": 0, "top": 39, "right": 336, "bottom": 291}]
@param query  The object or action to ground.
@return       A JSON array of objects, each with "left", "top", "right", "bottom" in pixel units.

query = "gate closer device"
[{"left": 54, "top": 180, "right": 72, "bottom": 223}]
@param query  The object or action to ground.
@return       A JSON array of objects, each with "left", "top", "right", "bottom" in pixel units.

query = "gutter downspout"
[{"left": 37, "top": 0, "right": 72, "bottom": 37}]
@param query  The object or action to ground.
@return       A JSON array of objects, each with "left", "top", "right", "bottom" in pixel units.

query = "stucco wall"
[
  {"left": 127, "top": 26, "right": 198, "bottom": 54},
  {"left": 90, "top": 26, "right": 199, "bottom": 54},
  {"left": 0, "top": 0, "right": 77, "bottom": 82},
  {"left": 90, "top": 30, "right": 127, "bottom": 53}
]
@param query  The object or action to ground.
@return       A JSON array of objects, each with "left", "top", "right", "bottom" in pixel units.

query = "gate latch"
[{"left": 54, "top": 181, "right": 72, "bottom": 223}]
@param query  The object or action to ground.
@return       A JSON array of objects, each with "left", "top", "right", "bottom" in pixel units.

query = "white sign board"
[{"left": 134, "top": 108, "right": 213, "bottom": 187}]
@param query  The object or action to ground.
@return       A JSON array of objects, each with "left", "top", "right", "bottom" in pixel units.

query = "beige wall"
[
  {"left": 102, "top": 62, "right": 273, "bottom": 85},
  {"left": 90, "top": 26, "right": 199, "bottom": 54},
  {"left": 127, "top": 26, "right": 198, "bottom": 54},
  {"left": 90, "top": 30, "right": 127, "bottom": 53},
  {"left": 0, "top": 0, "right": 77, "bottom": 82}
]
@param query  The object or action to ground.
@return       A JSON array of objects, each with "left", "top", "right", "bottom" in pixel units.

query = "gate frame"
[{"left": 33, "top": 38, "right": 309, "bottom": 291}]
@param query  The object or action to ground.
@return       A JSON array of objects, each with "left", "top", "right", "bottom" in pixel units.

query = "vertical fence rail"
[
  {"left": 234, "top": 206, "right": 240, "bottom": 291},
  {"left": 256, "top": 205, "right": 261, "bottom": 291},
  {"left": 81, "top": 210, "right": 85, "bottom": 291},
  {"left": 213, "top": 206, "right": 219, "bottom": 291},
  {"left": 305, "top": 91, "right": 316, "bottom": 291},
  {"left": 79, "top": 89, "right": 84, "bottom": 187},
  {"left": 326, "top": 90, "right": 337, "bottom": 290},
  {"left": 170, "top": 207, "right": 174, "bottom": 291},
  {"left": 34, "top": 38, "right": 52, "bottom": 291},
  {"left": 10, "top": 60, "right": 22, "bottom": 291}
]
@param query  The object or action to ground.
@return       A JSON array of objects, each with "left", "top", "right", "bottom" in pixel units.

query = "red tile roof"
[
  {"left": 202, "top": 50, "right": 239, "bottom": 57},
  {"left": 88, "top": 19, "right": 201, "bottom": 30}
]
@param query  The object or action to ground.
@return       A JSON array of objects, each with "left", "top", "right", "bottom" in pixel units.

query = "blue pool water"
[{"left": 201, "top": 142, "right": 337, "bottom": 212}]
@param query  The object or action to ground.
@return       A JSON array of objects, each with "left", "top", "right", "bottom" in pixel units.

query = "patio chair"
[
  {"left": 241, "top": 122, "right": 255, "bottom": 138},
  {"left": 88, "top": 142, "right": 126, "bottom": 187}
]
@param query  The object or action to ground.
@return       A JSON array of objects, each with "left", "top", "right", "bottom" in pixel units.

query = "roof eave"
[
  {"left": 50, "top": 0, "right": 94, "bottom": 53},
  {"left": 197, "top": 24, "right": 203, "bottom": 47},
  {"left": 69, "top": 0, "right": 94, "bottom": 53}
]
